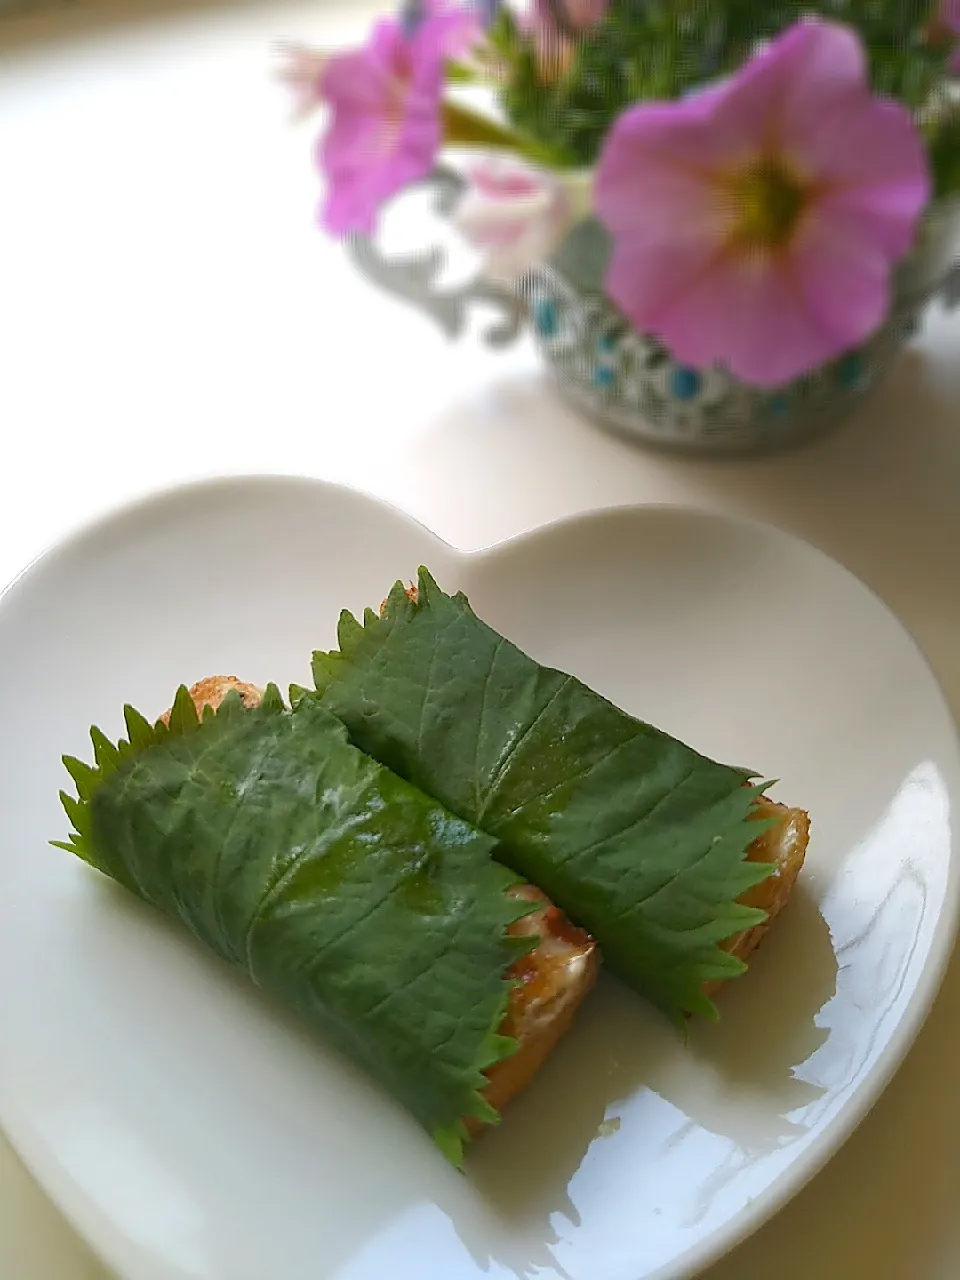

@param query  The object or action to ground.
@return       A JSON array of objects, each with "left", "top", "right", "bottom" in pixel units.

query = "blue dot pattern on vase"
[
  {"left": 836, "top": 352, "right": 870, "bottom": 391},
  {"left": 533, "top": 299, "right": 558, "bottom": 339},
  {"left": 670, "top": 367, "right": 703, "bottom": 400},
  {"left": 767, "top": 393, "right": 791, "bottom": 418},
  {"left": 594, "top": 364, "right": 616, "bottom": 390},
  {"left": 596, "top": 332, "right": 618, "bottom": 355}
]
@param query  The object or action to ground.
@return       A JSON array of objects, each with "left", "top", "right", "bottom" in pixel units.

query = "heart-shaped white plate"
[{"left": 0, "top": 476, "right": 956, "bottom": 1280}]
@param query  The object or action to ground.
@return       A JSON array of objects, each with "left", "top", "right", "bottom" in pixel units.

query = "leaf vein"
[{"left": 477, "top": 675, "right": 574, "bottom": 823}]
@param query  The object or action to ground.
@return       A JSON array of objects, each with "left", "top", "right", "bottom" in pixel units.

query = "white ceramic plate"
[{"left": 0, "top": 476, "right": 956, "bottom": 1280}]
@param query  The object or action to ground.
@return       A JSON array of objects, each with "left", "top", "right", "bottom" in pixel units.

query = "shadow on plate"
[{"left": 453, "top": 884, "right": 837, "bottom": 1278}]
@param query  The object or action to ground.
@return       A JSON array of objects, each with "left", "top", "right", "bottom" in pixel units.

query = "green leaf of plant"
[
  {"left": 54, "top": 688, "right": 536, "bottom": 1165},
  {"left": 313, "top": 570, "right": 777, "bottom": 1023}
]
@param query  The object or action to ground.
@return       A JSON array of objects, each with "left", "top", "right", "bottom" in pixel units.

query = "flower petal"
[
  {"left": 814, "top": 180, "right": 926, "bottom": 262},
  {"left": 316, "top": 16, "right": 444, "bottom": 235},
  {"left": 454, "top": 156, "right": 577, "bottom": 283},
  {"left": 698, "top": 20, "right": 866, "bottom": 165},
  {"left": 424, "top": 0, "right": 483, "bottom": 58},
  {"left": 320, "top": 104, "right": 385, "bottom": 174},
  {"left": 609, "top": 235, "right": 883, "bottom": 389},
  {"left": 659, "top": 253, "right": 850, "bottom": 387},
  {"left": 596, "top": 105, "right": 742, "bottom": 247},
  {"left": 601, "top": 97, "right": 744, "bottom": 187},
  {"left": 320, "top": 118, "right": 400, "bottom": 234},
  {"left": 762, "top": 20, "right": 866, "bottom": 150},
  {"left": 791, "top": 215, "right": 890, "bottom": 354},
  {"left": 786, "top": 94, "right": 930, "bottom": 224},
  {"left": 603, "top": 237, "right": 728, "bottom": 349},
  {"left": 319, "top": 46, "right": 389, "bottom": 116}
]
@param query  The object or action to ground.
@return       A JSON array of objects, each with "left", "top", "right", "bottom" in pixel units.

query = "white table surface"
[{"left": 1, "top": 2, "right": 959, "bottom": 1276}]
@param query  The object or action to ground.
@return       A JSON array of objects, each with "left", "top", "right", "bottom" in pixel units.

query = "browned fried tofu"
[
  {"left": 159, "top": 675, "right": 263, "bottom": 724},
  {"left": 707, "top": 797, "right": 809, "bottom": 993},
  {"left": 473, "top": 883, "right": 599, "bottom": 1133}
]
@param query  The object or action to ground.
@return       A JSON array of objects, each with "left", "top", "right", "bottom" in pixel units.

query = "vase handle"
[{"left": 343, "top": 166, "right": 528, "bottom": 349}]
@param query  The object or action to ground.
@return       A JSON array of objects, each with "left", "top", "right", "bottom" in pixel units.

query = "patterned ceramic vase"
[{"left": 348, "top": 176, "right": 960, "bottom": 458}]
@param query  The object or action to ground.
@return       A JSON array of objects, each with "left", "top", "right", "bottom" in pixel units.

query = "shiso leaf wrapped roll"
[
  {"left": 312, "top": 569, "right": 807, "bottom": 1023},
  {"left": 54, "top": 684, "right": 546, "bottom": 1166}
]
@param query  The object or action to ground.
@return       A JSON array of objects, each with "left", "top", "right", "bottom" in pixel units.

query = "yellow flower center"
[{"left": 725, "top": 157, "right": 811, "bottom": 251}]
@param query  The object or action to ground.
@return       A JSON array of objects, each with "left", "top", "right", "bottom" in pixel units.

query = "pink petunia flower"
[
  {"left": 317, "top": 15, "right": 451, "bottom": 236},
  {"left": 453, "top": 155, "right": 592, "bottom": 282},
  {"left": 282, "top": 4, "right": 477, "bottom": 124},
  {"left": 595, "top": 19, "right": 931, "bottom": 388}
]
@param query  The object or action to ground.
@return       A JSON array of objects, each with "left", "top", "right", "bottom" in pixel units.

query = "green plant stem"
[{"left": 441, "top": 100, "right": 556, "bottom": 164}]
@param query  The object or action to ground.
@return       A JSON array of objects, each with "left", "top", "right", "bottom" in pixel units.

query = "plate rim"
[{"left": 1, "top": 471, "right": 958, "bottom": 1280}]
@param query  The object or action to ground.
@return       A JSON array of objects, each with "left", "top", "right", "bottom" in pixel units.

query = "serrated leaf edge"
[
  {"left": 53, "top": 681, "right": 535, "bottom": 1167},
  {"left": 52, "top": 685, "right": 286, "bottom": 871}
]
